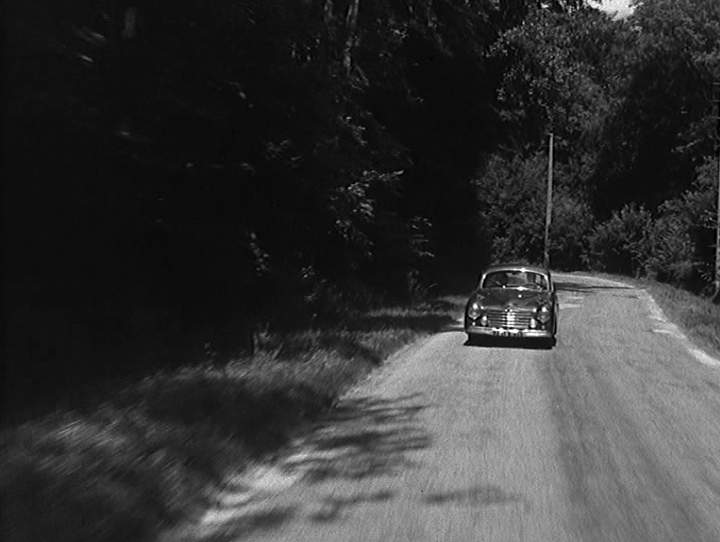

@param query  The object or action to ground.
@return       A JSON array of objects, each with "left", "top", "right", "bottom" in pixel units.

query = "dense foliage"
[
  {"left": 4, "top": 0, "right": 720, "bottom": 406},
  {"left": 481, "top": 0, "right": 720, "bottom": 295}
]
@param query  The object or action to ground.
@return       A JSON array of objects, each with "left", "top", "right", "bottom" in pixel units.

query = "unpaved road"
[{"left": 176, "top": 274, "right": 720, "bottom": 542}]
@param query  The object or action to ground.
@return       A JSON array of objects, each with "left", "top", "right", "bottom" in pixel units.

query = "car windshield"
[{"left": 481, "top": 270, "right": 548, "bottom": 290}]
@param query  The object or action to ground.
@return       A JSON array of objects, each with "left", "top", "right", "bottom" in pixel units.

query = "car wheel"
[{"left": 466, "top": 334, "right": 476, "bottom": 346}]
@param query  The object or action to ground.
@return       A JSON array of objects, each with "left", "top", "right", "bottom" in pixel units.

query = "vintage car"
[{"left": 464, "top": 264, "right": 558, "bottom": 347}]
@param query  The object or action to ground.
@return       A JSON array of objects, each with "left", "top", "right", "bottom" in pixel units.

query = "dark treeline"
[{"left": 4, "top": 0, "right": 720, "bottom": 411}]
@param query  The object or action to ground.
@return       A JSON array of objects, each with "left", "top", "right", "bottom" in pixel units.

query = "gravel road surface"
[{"left": 174, "top": 274, "right": 720, "bottom": 542}]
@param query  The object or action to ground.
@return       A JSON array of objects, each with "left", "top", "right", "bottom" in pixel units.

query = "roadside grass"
[
  {"left": 0, "top": 300, "right": 461, "bottom": 542},
  {"left": 638, "top": 279, "right": 720, "bottom": 357},
  {"left": 571, "top": 271, "right": 720, "bottom": 358}
]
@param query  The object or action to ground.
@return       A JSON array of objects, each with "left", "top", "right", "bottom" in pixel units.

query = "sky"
[{"left": 590, "top": 0, "right": 635, "bottom": 18}]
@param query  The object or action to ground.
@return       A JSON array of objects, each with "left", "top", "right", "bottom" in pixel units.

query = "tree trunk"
[
  {"left": 342, "top": 0, "right": 360, "bottom": 76},
  {"left": 321, "top": 0, "right": 335, "bottom": 66},
  {"left": 323, "top": 0, "right": 334, "bottom": 25}
]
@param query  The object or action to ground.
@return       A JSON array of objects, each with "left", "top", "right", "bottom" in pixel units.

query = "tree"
[
  {"left": 592, "top": 0, "right": 720, "bottom": 214},
  {"left": 491, "top": 5, "right": 624, "bottom": 155}
]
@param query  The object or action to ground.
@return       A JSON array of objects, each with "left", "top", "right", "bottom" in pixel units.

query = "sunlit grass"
[
  {"left": 1, "top": 300, "right": 460, "bottom": 542},
  {"left": 583, "top": 271, "right": 720, "bottom": 357},
  {"left": 640, "top": 280, "right": 720, "bottom": 356}
]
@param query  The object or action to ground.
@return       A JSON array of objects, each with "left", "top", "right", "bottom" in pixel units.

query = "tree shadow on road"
[
  {"left": 343, "top": 313, "right": 457, "bottom": 334},
  {"left": 423, "top": 484, "right": 525, "bottom": 508},
  {"left": 465, "top": 336, "right": 555, "bottom": 350},
  {"left": 555, "top": 281, "right": 634, "bottom": 295},
  {"left": 283, "top": 393, "right": 432, "bottom": 483},
  {"left": 309, "top": 489, "right": 396, "bottom": 522},
  {"left": 190, "top": 506, "right": 297, "bottom": 542},
  {"left": 189, "top": 393, "right": 432, "bottom": 538}
]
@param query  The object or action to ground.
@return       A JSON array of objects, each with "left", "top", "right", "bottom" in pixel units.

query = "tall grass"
[
  {"left": 640, "top": 280, "right": 720, "bottom": 356},
  {"left": 1, "top": 300, "right": 460, "bottom": 542}
]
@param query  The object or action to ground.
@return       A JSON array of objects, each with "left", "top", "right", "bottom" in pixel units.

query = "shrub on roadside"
[
  {"left": 646, "top": 158, "right": 717, "bottom": 292},
  {"left": 644, "top": 208, "right": 697, "bottom": 287},
  {"left": 476, "top": 152, "right": 594, "bottom": 269},
  {"left": 585, "top": 203, "right": 652, "bottom": 276},
  {"left": 548, "top": 193, "right": 596, "bottom": 270},
  {"left": 475, "top": 153, "right": 546, "bottom": 264}
]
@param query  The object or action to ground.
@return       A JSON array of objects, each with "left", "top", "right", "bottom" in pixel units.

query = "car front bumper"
[{"left": 465, "top": 325, "right": 553, "bottom": 339}]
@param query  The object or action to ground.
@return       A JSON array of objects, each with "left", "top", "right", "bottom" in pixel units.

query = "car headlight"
[
  {"left": 537, "top": 304, "right": 552, "bottom": 324},
  {"left": 468, "top": 301, "right": 483, "bottom": 319}
]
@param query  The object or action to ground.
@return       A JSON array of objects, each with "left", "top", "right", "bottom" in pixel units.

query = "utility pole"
[
  {"left": 544, "top": 132, "right": 554, "bottom": 269},
  {"left": 713, "top": 82, "right": 720, "bottom": 303}
]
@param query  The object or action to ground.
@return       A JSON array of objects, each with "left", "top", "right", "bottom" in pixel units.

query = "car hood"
[{"left": 472, "top": 288, "right": 551, "bottom": 309}]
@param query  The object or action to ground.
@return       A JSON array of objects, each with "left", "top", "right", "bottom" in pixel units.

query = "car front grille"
[{"left": 486, "top": 309, "right": 533, "bottom": 330}]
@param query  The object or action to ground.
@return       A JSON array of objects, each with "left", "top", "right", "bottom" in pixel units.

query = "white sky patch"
[{"left": 590, "top": 0, "right": 635, "bottom": 19}]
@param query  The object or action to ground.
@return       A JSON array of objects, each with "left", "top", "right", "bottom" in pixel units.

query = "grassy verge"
[
  {"left": 637, "top": 279, "right": 720, "bottom": 357},
  {"left": 571, "top": 271, "right": 720, "bottom": 358},
  {"left": 0, "top": 299, "right": 461, "bottom": 542}
]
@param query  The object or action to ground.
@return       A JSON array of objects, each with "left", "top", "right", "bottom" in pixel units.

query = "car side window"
[{"left": 530, "top": 273, "right": 548, "bottom": 290}]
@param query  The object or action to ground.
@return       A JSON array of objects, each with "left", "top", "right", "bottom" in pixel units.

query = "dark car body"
[{"left": 464, "top": 264, "right": 558, "bottom": 347}]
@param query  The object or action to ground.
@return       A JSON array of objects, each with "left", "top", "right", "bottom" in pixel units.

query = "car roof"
[{"left": 481, "top": 263, "right": 551, "bottom": 276}]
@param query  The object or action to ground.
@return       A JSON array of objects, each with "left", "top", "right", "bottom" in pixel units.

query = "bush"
[
  {"left": 549, "top": 193, "right": 596, "bottom": 270},
  {"left": 476, "top": 152, "right": 597, "bottom": 269},
  {"left": 475, "top": 153, "right": 548, "bottom": 264},
  {"left": 644, "top": 157, "right": 717, "bottom": 292},
  {"left": 645, "top": 212, "right": 697, "bottom": 287},
  {"left": 585, "top": 203, "right": 652, "bottom": 276}
]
